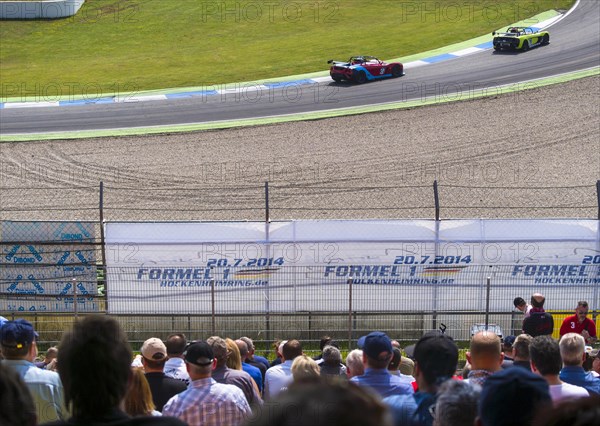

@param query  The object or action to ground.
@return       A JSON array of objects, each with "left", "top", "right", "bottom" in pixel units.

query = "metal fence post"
[
  {"left": 264, "top": 181, "right": 271, "bottom": 357},
  {"left": 432, "top": 181, "right": 440, "bottom": 330},
  {"left": 348, "top": 277, "right": 353, "bottom": 350},
  {"left": 485, "top": 276, "right": 491, "bottom": 330},
  {"left": 73, "top": 277, "right": 78, "bottom": 320},
  {"left": 596, "top": 180, "right": 600, "bottom": 220},
  {"left": 265, "top": 181, "right": 270, "bottom": 223},
  {"left": 433, "top": 180, "right": 440, "bottom": 221},
  {"left": 99, "top": 181, "right": 108, "bottom": 313},
  {"left": 210, "top": 268, "right": 216, "bottom": 336}
]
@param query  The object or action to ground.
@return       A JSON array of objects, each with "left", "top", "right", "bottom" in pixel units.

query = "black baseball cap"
[
  {"left": 413, "top": 331, "right": 458, "bottom": 382},
  {"left": 184, "top": 341, "right": 214, "bottom": 367}
]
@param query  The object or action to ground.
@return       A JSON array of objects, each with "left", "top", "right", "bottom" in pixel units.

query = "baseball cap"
[
  {"left": 413, "top": 331, "right": 458, "bottom": 382},
  {"left": 590, "top": 348, "right": 600, "bottom": 359},
  {"left": 0, "top": 319, "right": 39, "bottom": 349},
  {"left": 479, "top": 367, "right": 551, "bottom": 426},
  {"left": 357, "top": 331, "right": 393, "bottom": 360},
  {"left": 141, "top": 337, "right": 167, "bottom": 361},
  {"left": 503, "top": 335, "right": 516, "bottom": 347},
  {"left": 184, "top": 341, "right": 214, "bottom": 367}
]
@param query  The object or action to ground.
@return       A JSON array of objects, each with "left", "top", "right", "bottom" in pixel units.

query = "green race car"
[{"left": 492, "top": 27, "right": 550, "bottom": 51}]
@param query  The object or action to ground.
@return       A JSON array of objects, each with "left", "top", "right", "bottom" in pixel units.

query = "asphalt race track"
[{"left": 1, "top": 1, "right": 599, "bottom": 136}]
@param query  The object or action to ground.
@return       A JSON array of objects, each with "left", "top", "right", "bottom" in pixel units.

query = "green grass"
[{"left": 1, "top": 0, "right": 574, "bottom": 99}]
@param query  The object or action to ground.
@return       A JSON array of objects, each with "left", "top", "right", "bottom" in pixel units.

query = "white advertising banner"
[{"left": 105, "top": 220, "right": 600, "bottom": 314}]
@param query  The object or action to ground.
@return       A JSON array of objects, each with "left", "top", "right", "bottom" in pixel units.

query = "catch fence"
[
  {"left": 1, "top": 181, "right": 599, "bottom": 353},
  {"left": 1, "top": 180, "right": 599, "bottom": 221}
]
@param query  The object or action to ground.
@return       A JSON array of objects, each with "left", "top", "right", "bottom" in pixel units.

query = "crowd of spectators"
[{"left": 1, "top": 300, "right": 599, "bottom": 426}]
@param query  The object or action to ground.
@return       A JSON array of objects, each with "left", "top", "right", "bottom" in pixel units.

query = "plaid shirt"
[
  {"left": 162, "top": 377, "right": 251, "bottom": 426},
  {"left": 466, "top": 369, "right": 495, "bottom": 387}
]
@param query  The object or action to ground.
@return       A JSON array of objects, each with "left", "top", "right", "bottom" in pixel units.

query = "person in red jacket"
[{"left": 560, "top": 301, "right": 597, "bottom": 345}]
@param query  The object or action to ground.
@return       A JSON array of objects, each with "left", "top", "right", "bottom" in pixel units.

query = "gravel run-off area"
[{"left": 1, "top": 76, "right": 599, "bottom": 223}]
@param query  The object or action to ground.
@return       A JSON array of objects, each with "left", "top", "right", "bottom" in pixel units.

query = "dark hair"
[
  {"left": 0, "top": 363, "right": 36, "bottom": 426},
  {"left": 577, "top": 301, "right": 588, "bottom": 308},
  {"left": 478, "top": 368, "right": 551, "bottom": 426},
  {"left": 58, "top": 315, "right": 132, "bottom": 419},
  {"left": 142, "top": 356, "right": 166, "bottom": 369},
  {"left": 530, "top": 336, "right": 561, "bottom": 375},
  {"left": 414, "top": 331, "right": 458, "bottom": 386},
  {"left": 532, "top": 395, "right": 600, "bottom": 426},
  {"left": 244, "top": 380, "right": 391, "bottom": 426},
  {"left": 388, "top": 347, "right": 401, "bottom": 371},
  {"left": 367, "top": 355, "right": 392, "bottom": 370},
  {"left": 282, "top": 340, "right": 302, "bottom": 361},
  {"left": 514, "top": 297, "right": 526, "bottom": 308},
  {"left": 0, "top": 342, "right": 31, "bottom": 359},
  {"left": 319, "top": 335, "right": 333, "bottom": 351},
  {"left": 165, "top": 333, "right": 187, "bottom": 356},
  {"left": 531, "top": 295, "right": 545, "bottom": 308}
]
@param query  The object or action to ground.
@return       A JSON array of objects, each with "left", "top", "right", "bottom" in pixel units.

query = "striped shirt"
[{"left": 162, "top": 377, "right": 251, "bottom": 426}]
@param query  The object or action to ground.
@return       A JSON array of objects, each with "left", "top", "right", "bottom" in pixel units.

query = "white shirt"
[
  {"left": 264, "top": 360, "right": 293, "bottom": 400},
  {"left": 164, "top": 357, "right": 191, "bottom": 385},
  {"left": 389, "top": 370, "right": 416, "bottom": 383},
  {"left": 549, "top": 382, "right": 589, "bottom": 404}
]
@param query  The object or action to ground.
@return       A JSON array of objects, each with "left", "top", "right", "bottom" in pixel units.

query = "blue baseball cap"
[
  {"left": 357, "top": 331, "right": 393, "bottom": 360},
  {"left": 503, "top": 335, "right": 516, "bottom": 347},
  {"left": 479, "top": 367, "right": 551, "bottom": 426},
  {"left": 0, "top": 319, "right": 39, "bottom": 349}
]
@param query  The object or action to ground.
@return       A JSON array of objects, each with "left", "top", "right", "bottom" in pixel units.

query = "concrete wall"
[{"left": 0, "top": 0, "right": 85, "bottom": 19}]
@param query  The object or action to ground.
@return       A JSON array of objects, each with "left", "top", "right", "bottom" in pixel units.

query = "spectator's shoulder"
[
  {"left": 129, "top": 417, "right": 188, "bottom": 426},
  {"left": 383, "top": 393, "right": 415, "bottom": 409},
  {"left": 41, "top": 418, "right": 187, "bottom": 426},
  {"left": 25, "top": 364, "right": 62, "bottom": 382}
]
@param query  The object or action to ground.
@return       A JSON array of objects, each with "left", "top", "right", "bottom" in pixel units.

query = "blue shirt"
[
  {"left": 350, "top": 368, "right": 414, "bottom": 398},
  {"left": 242, "top": 362, "right": 263, "bottom": 392},
  {"left": 253, "top": 354, "right": 270, "bottom": 370},
  {"left": 384, "top": 392, "right": 436, "bottom": 426},
  {"left": 2, "top": 359, "right": 69, "bottom": 423},
  {"left": 559, "top": 366, "right": 600, "bottom": 396}
]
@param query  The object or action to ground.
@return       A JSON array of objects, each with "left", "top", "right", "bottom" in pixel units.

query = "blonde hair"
[
  {"left": 124, "top": 367, "right": 156, "bottom": 416},
  {"left": 559, "top": 333, "right": 585, "bottom": 366},
  {"left": 291, "top": 354, "right": 320, "bottom": 383},
  {"left": 226, "top": 338, "right": 242, "bottom": 370}
]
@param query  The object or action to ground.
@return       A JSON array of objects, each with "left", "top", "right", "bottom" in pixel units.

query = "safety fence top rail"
[{"left": 0, "top": 181, "right": 598, "bottom": 220}]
